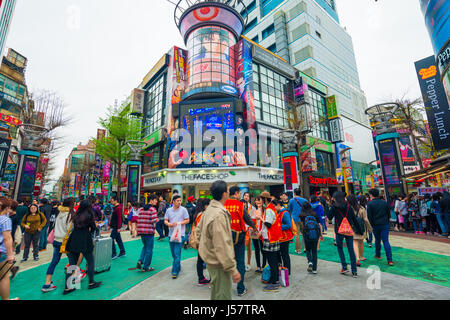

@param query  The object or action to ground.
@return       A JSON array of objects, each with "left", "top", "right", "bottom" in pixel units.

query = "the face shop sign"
[
  {"left": 182, "top": 172, "right": 230, "bottom": 182},
  {"left": 144, "top": 176, "right": 162, "bottom": 186}
]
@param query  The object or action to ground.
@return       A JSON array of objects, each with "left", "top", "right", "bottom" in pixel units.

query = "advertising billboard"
[
  {"left": 415, "top": 55, "right": 450, "bottom": 150},
  {"left": 170, "top": 99, "right": 245, "bottom": 169},
  {"left": 127, "top": 164, "right": 139, "bottom": 203},
  {"left": 235, "top": 39, "right": 255, "bottom": 129},
  {"left": 335, "top": 143, "right": 354, "bottom": 183},
  {"left": 131, "top": 88, "right": 145, "bottom": 115},
  {"left": 421, "top": 0, "right": 450, "bottom": 56},
  {"left": 378, "top": 139, "right": 402, "bottom": 186},
  {"left": 178, "top": 4, "right": 244, "bottom": 43},
  {"left": 300, "top": 145, "right": 317, "bottom": 172},
  {"left": 0, "top": 137, "right": 11, "bottom": 177},
  {"left": 19, "top": 155, "right": 39, "bottom": 196},
  {"left": 398, "top": 134, "right": 417, "bottom": 166}
]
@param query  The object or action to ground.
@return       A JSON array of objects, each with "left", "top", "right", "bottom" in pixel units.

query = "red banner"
[{"left": 0, "top": 113, "right": 22, "bottom": 126}]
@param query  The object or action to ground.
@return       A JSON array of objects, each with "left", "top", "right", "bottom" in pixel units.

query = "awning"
[{"left": 404, "top": 155, "right": 450, "bottom": 180}]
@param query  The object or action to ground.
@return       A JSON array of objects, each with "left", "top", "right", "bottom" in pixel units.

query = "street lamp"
[{"left": 339, "top": 147, "right": 352, "bottom": 195}]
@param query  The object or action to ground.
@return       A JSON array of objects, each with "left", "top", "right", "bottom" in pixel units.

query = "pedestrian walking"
[
  {"left": 184, "top": 196, "right": 196, "bottom": 249},
  {"left": 196, "top": 180, "right": 241, "bottom": 300},
  {"left": 310, "top": 195, "right": 325, "bottom": 250},
  {"left": 347, "top": 194, "right": 372, "bottom": 266},
  {"left": 288, "top": 188, "right": 307, "bottom": 254},
  {"left": 63, "top": 200, "right": 102, "bottom": 295},
  {"left": 252, "top": 196, "right": 265, "bottom": 274},
  {"left": 242, "top": 192, "right": 253, "bottom": 272},
  {"left": 0, "top": 197, "right": 19, "bottom": 300},
  {"left": 224, "top": 186, "right": 256, "bottom": 297},
  {"left": 109, "top": 196, "right": 126, "bottom": 259},
  {"left": 191, "top": 198, "right": 211, "bottom": 286},
  {"left": 280, "top": 192, "right": 289, "bottom": 209},
  {"left": 300, "top": 201, "right": 322, "bottom": 274},
  {"left": 274, "top": 200, "right": 293, "bottom": 275},
  {"left": 327, "top": 191, "right": 362, "bottom": 278},
  {"left": 164, "top": 195, "right": 189, "bottom": 279},
  {"left": 260, "top": 193, "right": 282, "bottom": 292},
  {"left": 38, "top": 199, "right": 52, "bottom": 252},
  {"left": 128, "top": 202, "right": 139, "bottom": 238},
  {"left": 136, "top": 195, "right": 159, "bottom": 272},
  {"left": 41, "top": 198, "right": 74, "bottom": 292},
  {"left": 13, "top": 201, "right": 28, "bottom": 254},
  {"left": 359, "top": 195, "right": 373, "bottom": 247},
  {"left": 20, "top": 204, "right": 47, "bottom": 262},
  {"left": 367, "top": 188, "right": 394, "bottom": 266},
  {"left": 156, "top": 195, "right": 169, "bottom": 240},
  {"left": 438, "top": 192, "right": 450, "bottom": 237}
]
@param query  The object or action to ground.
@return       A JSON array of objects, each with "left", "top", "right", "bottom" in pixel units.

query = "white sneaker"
[{"left": 245, "top": 264, "right": 251, "bottom": 271}]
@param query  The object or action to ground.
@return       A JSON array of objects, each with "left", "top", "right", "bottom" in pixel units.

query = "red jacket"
[
  {"left": 109, "top": 204, "right": 123, "bottom": 229},
  {"left": 136, "top": 207, "right": 158, "bottom": 235}
]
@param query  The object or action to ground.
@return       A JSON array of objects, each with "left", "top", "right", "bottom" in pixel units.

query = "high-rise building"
[
  {"left": 0, "top": 0, "right": 17, "bottom": 57},
  {"left": 240, "top": 0, "right": 376, "bottom": 188}
]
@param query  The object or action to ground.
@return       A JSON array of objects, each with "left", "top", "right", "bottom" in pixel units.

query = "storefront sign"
[
  {"left": 418, "top": 187, "right": 448, "bottom": 196},
  {"left": 326, "top": 96, "right": 339, "bottom": 119},
  {"left": 182, "top": 172, "right": 230, "bottom": 182},
  {"left": 306, "top": 136, "right": 333, "bottom": 153},
  {"left": 309, "top": 176, "right": 338, "bottom": 186},
  {"left": 0, "top": 113, "right": 22, "bottom": 126},
  {"left": 437, "top": 40, "right": 450, "bottom": 76},
  {"left": 131, "top": 88, "right": 145, "bottom": 115},
  {"left": 144, "top": 129, "right": 163, "bottom": 147},
  {"left": 0, "top": 92, "right": 23, "bottom": 106},
  {"left": 258, "top": 173, "right": 284, "bottom": 181},
  {"left": 415, "top": 55, "right": 450, "bottom": 150},
  {"left": 329, "top": 118, "right": 344, "bottom": 143}
]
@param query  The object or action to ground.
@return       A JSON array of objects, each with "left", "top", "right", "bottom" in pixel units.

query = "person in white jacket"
[{"left": 41, "top": 199, "right": 74, "bottom": 293}]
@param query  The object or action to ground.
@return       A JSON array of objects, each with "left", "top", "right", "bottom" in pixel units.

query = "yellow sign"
[
  {"left": 141, "top": 54, "right": 168, "bottom": 87},
  {"left": 418, "top": 65, "right": 437, "bottom": 80}
]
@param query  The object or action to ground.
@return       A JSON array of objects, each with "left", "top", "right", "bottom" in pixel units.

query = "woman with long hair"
[
  {"left": 359, "top": 195, "right": 373, "bottom": 247},
  {"left": 192, "top": 198, "right": 211, "bottom": 286},
  {"left": 252, "top": 196, "right": 265, "bottom": 273},
  {"left": 347, "top": 194, "right": 372, "bottom": 266},
  {"left": 326, "top": 191, "right": 363, "bottom": 278},
  {"left": 63, "top": 200, "right": 101, "bottom": 295},
  {"left": 41, "top": 198, "right": 75, "bottom": 292},
  {"left": 20, "top": 204, "right": 46, "bottom": 262},
  {"left": 128, "top": 202, "right": 139, "bottom": 238}
]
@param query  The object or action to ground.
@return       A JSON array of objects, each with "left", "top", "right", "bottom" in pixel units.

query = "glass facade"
[
  {"left": 315, "top": 150, "right": 333, "bottom": 176},
  {"left": 143, "top": 145, "right": 162, "bottom": 174},
  {"left": 144, "top": 74, "right": 166, "bottom": 136},
  {"left": 0, "top": 74, "right": 26, "bottom": 100},
  {"left": 309, "top": 89, "right": 330, "bottom": 141},
  {"left": 187, "top": 26, "right": 236, "bottom": 88}
]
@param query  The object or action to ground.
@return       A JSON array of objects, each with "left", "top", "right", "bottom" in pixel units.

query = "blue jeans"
[
  {"left": 45, "top": 241, "right": 62, "bottom": 275},
  {"left": 335, "top": 234, "right": 357, "bottom": 273},
  {"left": 169, "top": 239, "right": 183, "bottom": 275},
  {"left": 412, "top": 220, "right": 423, "bottom": 232},
  {"left": 233, "top": 232, "right": 246, "bottom": 294},
  {"left": 155, "top": 220, "right": 165, "bottom": 238},
  {"left": 436, "top": 214, "right": 449, "bottom": 234},
  {"left": 320, "top": 216, "right": 327, "bottom": 231},
  {"left": 111, "top": 228, "right": 125, "bottom": 256},
  {"left": 366, "top": 232, "right": 373, "bottom": 244},
  {"left": 373, "top": 224, "right": 393, "bottom": 262},
  {"left": 139, "top": 235, "right": 155, "bottom": 270},
  {"left": 39, "top": 225, "right": 49, "bottom": 250}
]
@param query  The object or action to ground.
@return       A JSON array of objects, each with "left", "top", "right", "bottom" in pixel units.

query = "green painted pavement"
[
  {"left": 11, "top": 238, "right": 198, "bottom": 300},
  {"left": 290, "top": 237, "right": 450, "bottom": 287},
  {"left": 11, "top": 236, "right": 450, "bottom": 300}
]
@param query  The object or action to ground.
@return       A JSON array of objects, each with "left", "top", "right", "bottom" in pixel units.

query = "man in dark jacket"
[
  {"left": 39, "top": 198, "right": 53, "bottom": 251},
  {"left": 367, "top": 188, "right": 394, "bottom": 266},
  {"left": 439, "top": 192, "right": 450, "bottom": 237},
  {"left": 109, "top": 196, "right": 126, "bottom": 259}
]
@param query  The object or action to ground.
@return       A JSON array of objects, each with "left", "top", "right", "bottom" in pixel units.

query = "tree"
[{"left": 93, "top": 99, "right": 144, "bottom": 196}]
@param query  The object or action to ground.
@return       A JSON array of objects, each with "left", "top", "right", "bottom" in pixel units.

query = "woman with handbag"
[
  {"left": 347, "top": 195, "right": 372, "bottom": 267},
  {"left": 0, "top": 197, "right": 19, "bottom": 300},
  {"left": 63, "top": 200, "right": 102, "bottom": 295},
  {"left": 326, "top": 191, "right": 363, "bottom": 278},
  {"left": 20, "top": 204, "right": 46, "bottom": 262},
  {"left": 41, "top": 198, "right": 75, "bottom": 293}
]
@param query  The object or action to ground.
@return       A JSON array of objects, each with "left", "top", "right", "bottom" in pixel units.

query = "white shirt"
[{"left": 261, "top": 208, "right": 276, "bottom": 240}]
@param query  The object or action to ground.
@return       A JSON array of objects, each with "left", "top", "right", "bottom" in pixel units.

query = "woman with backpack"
[
  {"left": 310, "top": 195, "right": 325, "bottom": 251},
  {"left": 327, "top": 191, "right": 363, "bottom": 278},
  {"left": 20, "top": 204, "right": 47, "bottom": 262},
  {"left": 347, "top": 194, "right": 372, "bottom": 267},
  {"left": 300, "top": 202, "right": 323, "bottom": 274}
]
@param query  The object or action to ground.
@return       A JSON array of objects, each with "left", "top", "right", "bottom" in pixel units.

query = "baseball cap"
[{"left": 260, "top": 191, "right": 271, "bottom": 199}]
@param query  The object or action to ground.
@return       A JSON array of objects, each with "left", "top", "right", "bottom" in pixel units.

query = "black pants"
[
  {"left": 23, "top": 231, "right": 41, "bottom": 260},
  {"left": 196, "top": 254, "right": 205, "bottom": 281},
  {"left": 252, "top": 239, "right": 265, "bottom": 269},
  {"left": 427, "top": 214, "right": 439, "bottom": 233},
  {"left": 65, "top": 251, "right": 95, "bottom": 289},
  {"left": 278, "top": 241, "right": 291, "bottom": 275},
  {"left": 305, "top": 240, "right": 318, "bottom": 271},
  {"left": 264, "top": 250, "right": 279, "bottom": 284}
]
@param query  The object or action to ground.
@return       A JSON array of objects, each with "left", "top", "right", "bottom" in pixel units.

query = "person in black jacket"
[
  {"left": 327, "top": 191, "right": 362, "bottom": 278},
  {"left": 367, "top": 188, "right": 394, "bottom": 266},
  {"left": 63, "top": 200, "right": 102, "bottom": 295},
  {"left": 39, "top": 198, "right": 53, "bottom": 251}
]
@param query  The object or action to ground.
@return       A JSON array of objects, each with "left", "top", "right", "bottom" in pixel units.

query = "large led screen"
[
  {"left": 20, "top": 156, "right": 38, "bottom": 195},
  {"left": 378, "top": 139, "right": 401, "bottom": 186}
]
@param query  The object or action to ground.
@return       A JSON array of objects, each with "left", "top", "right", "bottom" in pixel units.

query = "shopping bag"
[
  {"left": 47, "top": 228, "right": 55, "bottom": 244},
  {"left": 398, "top": 215, "right": 404, "bottom": 224},
  {"left": 170, "top": 223, "right": 182, "bottom": 243},
  {"left": 261, "top": 265, "right": 271, "bottom": 284},
  {"left": 279, "top": 267, "right": 289, "bottom": 287}
]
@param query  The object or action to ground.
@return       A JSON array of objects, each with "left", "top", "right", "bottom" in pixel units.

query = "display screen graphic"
[
  {"left": 127, "top": 165, "right": 139, "bottom": 203},
  {"left": 21, "top": 156, "right": 38, "bottom": 195},
  {"left": 379, "top": 139, "right": 401, "bottom": 185}
]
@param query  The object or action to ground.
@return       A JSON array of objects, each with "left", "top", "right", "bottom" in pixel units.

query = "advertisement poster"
[
  {"left": 127, "top": 165, "right": 139, "bottom": 203},
  {"left": 20, "top": 156, "right": 39, "bottom": 196},
  {"left": 378, "top": 139, "right": 401, "bottom": 186},
  {"left": 335, "top": 143, "right": 354, "bottom": 183},
  {"left": 235, "top": 39, "right": 255, "bottom": 129},
  {"left": 398, "top": 134, "right": 416, "bottom": 166},
  {"left": 301, "top": 146, "right": 317, "bottom": 173},
  {"left": 0, "top": 137, "right": 12, "bottom": 177}
]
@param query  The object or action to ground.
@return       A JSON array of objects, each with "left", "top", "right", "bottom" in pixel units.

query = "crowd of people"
[{"left": 0, "top": 186, "right": 448, "bottom": 300}]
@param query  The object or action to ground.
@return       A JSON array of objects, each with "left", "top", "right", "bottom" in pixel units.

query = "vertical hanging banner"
[
  {"left": 414, "top": 55, "right": 450, "bottom": 150},
  {"left": 235, "top": 39, "right": 255, "bottom": 129},
  {"left": 0, "top": 138, "right": 12, "bottom": 177}
]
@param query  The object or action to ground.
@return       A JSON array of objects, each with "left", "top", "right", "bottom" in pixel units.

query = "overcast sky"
[{"left": 5, "top": 0, "right": 434, "bottom": 191}]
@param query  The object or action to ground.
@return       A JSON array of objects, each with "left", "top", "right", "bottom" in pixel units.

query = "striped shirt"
[{"left": 136, "top": 207, "right": 158, "bottom": 235}]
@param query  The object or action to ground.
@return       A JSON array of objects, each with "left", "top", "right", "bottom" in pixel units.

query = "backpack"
[
  {"left": 261, "top": 265, "right": 271, "bottom": 284},
  {"left": 355, "top": 212, "right": 365, "bottom": 236},
  {"left": 104, "top": 204, "right": 112, "bottom": 215},
  {"left": 304, "top": 216, "right": 320, "bottom": 241}
]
